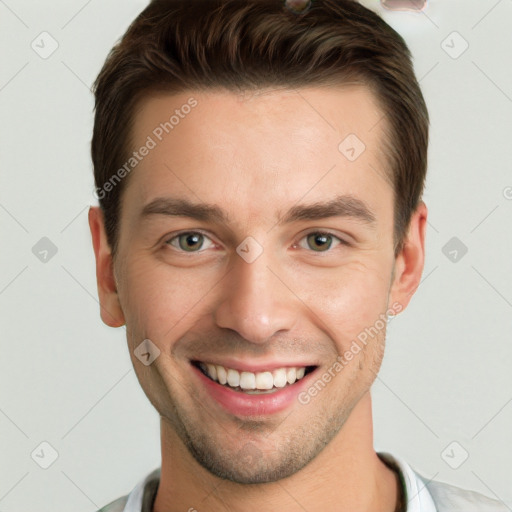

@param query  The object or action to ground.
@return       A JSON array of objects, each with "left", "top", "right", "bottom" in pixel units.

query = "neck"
[{"left": 153, "top": 392, "right": 398, "bottom": 512}]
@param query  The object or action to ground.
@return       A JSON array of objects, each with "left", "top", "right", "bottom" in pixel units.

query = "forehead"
[{"left": 122, "top": 85, "right": 392, "bottom": 228}]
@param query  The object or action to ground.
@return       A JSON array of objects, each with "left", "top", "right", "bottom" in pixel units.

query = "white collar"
[
  {"left": 378, "top": 452, "right": 437, "bottom": 512},
  {"left": 122, "top": 467, "right": 160, "bottom": 511}
]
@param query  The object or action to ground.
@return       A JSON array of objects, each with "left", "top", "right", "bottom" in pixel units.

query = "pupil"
[
  {"left": 180, "top": 233, "right": 202, "bottom": 251},
  {"left": 309, "top": 233, "right": 331, "bottom": 251}
]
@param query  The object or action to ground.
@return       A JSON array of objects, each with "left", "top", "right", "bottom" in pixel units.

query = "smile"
[{"left": 192, "top": 360, "right": 316, "bottom": 394}]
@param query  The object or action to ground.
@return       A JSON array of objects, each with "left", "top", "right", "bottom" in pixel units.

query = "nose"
[{"left": 213, "top": 246, "right": 300, "bottom": 344}]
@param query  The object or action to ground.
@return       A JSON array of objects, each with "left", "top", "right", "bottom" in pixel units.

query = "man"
[{"left": 88, "top": 0, "right": 507, "bottom": 510}]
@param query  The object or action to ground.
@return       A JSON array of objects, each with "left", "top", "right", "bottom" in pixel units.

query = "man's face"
[{"left": 95, "top": 86, "right": 420, "bottom": 483}]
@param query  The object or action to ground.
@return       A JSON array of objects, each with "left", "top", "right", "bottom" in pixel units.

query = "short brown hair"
[{"left": 91, "top": 0, "right": 429, "bottom": 260}]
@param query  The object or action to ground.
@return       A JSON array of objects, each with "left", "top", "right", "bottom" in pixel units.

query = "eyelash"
[{"left": 163, "top": 230, "right": 350, "bottom": 254}]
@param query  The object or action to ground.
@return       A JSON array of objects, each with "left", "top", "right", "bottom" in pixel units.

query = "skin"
[{"left": 89, "top": 85, "right": 427, "bottom": 512}]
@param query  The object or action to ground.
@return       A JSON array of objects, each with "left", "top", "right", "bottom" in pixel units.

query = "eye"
[
  {"left": 295, "top": 231, "right": 348, "bottom": 252},
  {"left": 165, "top": 231, "right": 215, "bottom": 252}
]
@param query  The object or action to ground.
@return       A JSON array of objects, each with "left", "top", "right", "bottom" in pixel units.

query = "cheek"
[
  {"left": 120, "top": 258, "right": 219, "bottom": 342},
  {"left": 295, "top": 257, "right": 391, "bottom": 348}
]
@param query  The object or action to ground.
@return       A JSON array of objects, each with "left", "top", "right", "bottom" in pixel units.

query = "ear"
[
  {"left": 388, "top": 201, "right": 428, "bottom": 311},
  {"left": 88, "top": 206, "right": 125, "bottom": 327}
]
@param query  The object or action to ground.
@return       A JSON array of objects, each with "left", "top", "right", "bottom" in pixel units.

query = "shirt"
[{"left": 97, "top": 452, "right": 508, "bottom": 512}]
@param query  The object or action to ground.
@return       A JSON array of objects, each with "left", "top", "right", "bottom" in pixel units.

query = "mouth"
[{"left": 191, "top": 360, "right": 317, "bottom": 394}]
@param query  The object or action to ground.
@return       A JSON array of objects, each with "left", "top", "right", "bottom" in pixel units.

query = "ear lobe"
[
  {"left": 88, "top": 206, "right": 126, "bottom": 328},
  {"left": 388, "top": 201, "right": 428, "bottom": 311}
]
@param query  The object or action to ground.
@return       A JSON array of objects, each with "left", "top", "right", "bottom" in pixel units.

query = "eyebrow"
[
  {"left": 139, "top": 194, "right": 377, "bottom": 227},
  {"left": 279, "top": 195, "right": 376, "bottom": 226}
]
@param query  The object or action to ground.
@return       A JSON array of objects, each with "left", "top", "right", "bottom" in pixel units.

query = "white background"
[{"left": 1, "top": 0, "right": 511, "bottom": 510}]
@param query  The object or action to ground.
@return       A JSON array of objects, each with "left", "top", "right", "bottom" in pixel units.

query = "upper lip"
[{"left": 191, "top": 358, "right": 318, "bottom": 373}]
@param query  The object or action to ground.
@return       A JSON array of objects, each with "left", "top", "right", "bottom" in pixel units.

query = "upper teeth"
[{"left": 199, "top": 362, "right": 307, "bottom": 390}]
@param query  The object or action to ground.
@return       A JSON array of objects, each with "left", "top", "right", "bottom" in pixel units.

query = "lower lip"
[{"left": 191, "top": 363, "right": 318, "bottom": 417}]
